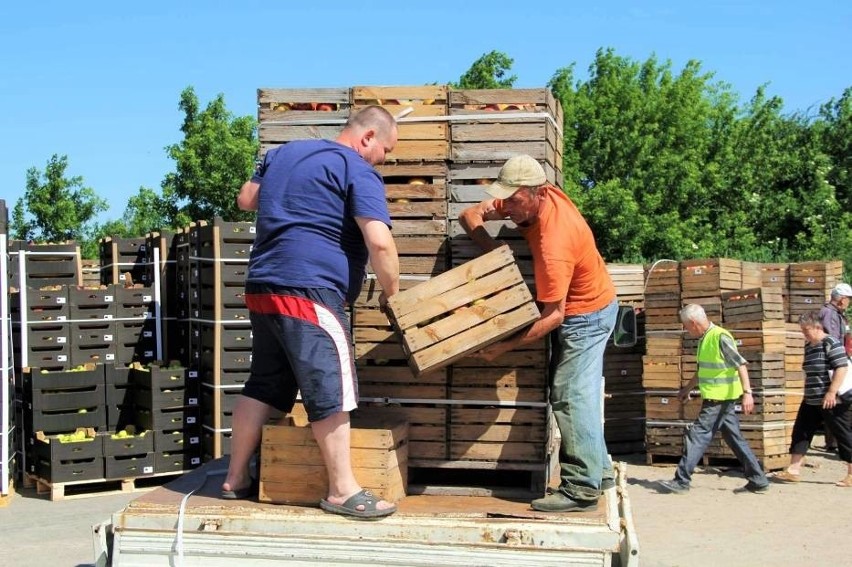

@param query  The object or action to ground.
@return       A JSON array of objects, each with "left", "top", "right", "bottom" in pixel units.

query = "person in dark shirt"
[
  {"left": 221, "top": 106, "right": 402, "bottom": 517},
  {"left": 773, "top": 311, "right": 851, "bottom": 487}
]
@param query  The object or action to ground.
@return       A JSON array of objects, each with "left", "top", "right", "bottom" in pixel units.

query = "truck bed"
[{"left": 97, "top": 458, "right": 638, "bottom": 566}]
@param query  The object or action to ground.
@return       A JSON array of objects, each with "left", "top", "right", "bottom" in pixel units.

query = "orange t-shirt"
[{"left": 495, "top": 186, "right": 615, "bottom": 316}]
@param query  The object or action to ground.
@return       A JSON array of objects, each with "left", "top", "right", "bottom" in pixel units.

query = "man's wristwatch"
[{"left": 743, "top": 390, "right": 753, "bottom": 395}]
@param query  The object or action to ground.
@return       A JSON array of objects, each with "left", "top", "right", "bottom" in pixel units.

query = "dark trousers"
[
  {"left": 675, "top": 400, "right": 768, "bottom": 486},
  {"left": 791, "top": 401, "right": 852, "bottom": 463}
]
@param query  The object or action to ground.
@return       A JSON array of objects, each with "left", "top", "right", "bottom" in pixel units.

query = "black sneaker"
[
  {"left": 734, "top": 481, "right": 769, "bottom": 494},
  {"left": 656, "top": 479, "right": 689, "bottom": 494}
]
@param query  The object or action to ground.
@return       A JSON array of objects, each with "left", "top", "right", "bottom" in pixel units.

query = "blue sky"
[{"left": 1, "top": 1, "right": 849, "bottom": 224}]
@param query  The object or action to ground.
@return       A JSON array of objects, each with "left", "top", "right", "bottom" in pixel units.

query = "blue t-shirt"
[{"left": 247, "top": 139, "right": 391, "bottom": 304}]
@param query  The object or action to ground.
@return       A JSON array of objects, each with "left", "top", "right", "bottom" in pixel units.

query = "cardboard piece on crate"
[
  {"left": 258, "top": 414, "right": 408, "bottom": 506},
  {"left": 386, "top": 246, "right": 540, "bottom": 376}
]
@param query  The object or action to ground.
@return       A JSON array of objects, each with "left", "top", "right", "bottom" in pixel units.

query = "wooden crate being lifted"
[{"left": 386, "top": 246, "right": 540, "bottom": 377}]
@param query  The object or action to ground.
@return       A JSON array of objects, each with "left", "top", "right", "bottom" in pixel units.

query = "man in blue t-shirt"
[{"left": 222, "top": 106, "right": 401, "bottom": 519}]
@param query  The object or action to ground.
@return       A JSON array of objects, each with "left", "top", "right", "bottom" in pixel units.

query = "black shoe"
[
  {"left": 656, "top": 479, "right": 689, "bottom": 494},
  {"left": 531, "top": 492, "right": 598, "bottom": 512},
  {"left": 733, "top": 481, "right": 769, "bottom": 494}
]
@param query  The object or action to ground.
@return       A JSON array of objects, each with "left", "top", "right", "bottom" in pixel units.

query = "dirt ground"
[
  {"left": 619, "top": 434, "right": 849, "bottom": 567},
  {"left": 0, "top": 435, "right": 848, "bottom": 566}
]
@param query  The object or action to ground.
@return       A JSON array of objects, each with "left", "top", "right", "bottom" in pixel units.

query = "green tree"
[
  {"left": 452, "top": 51, "right": 517, "bottom": 89},
  {"left": 161, "top": 86, "right": 258, "bottom": 225},
  {"left": 11, "top": 154, "right": 107, "bottom": 256},
  {"left": 94, "top": 186, "right": 172, "bottom": 240}
]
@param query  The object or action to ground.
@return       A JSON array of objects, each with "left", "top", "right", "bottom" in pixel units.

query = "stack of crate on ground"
[
  {"left": 642, "top": 260, "right": 686, "bottom": 459},
  {"left": 99, "top": 237, "right": 147, "bottom": 288},
  {"left": 603, "top": 264, "right": 647, "bottom": 453},
  {"left": 188, "top": 218, "right": 255, "bottom": 461},
  {"left": 710, "top": 287, "right": 789, "bottom": 470},
  {"left": 787, "top": 261, "right": 843, "bottom": 322},
  {"left": 257, "top": 87, "right": 351, "bottom": 154}
]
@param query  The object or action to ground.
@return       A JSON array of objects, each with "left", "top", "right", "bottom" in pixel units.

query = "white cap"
[
  {"left": 485, "top": 155, "right": 547, "bottom": 199},
  {"left": 832, "top": 283, "right": 852, "bottom": 297}
]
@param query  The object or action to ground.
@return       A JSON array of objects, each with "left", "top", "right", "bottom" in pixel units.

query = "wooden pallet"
[
  {"left": 26, "top": 470, "right": 185, "bottom": 501},
  {"left": 645, "top": 453, "right": 789, "bottom": 471}
]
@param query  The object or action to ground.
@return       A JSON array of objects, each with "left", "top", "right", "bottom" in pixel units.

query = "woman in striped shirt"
[{"left": 774, "top": 311, "right": 851, "bottom": 487}]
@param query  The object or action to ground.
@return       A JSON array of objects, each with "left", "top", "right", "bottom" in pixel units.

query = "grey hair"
[
  {"left": 680, "top": 304, "right": 708, "bottom": 324},
  {"left": 344, "top": 105, "right": 396, "bottom": 139},
  {"left": 831, "top": 289, "right": 846, "bottom": 301},
  {"left": 797, "top": 310, "right": 822, "bottom": 328}
]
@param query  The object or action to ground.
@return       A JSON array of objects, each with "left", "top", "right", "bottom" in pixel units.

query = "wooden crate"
[
  {"left": 705, "top": 422, "right": 788, "bottom": 461},
  {"left": 787, "top": 261, "right": 843, "bottom": 321},
  {"left": 680, "top": 258, "right": 742, "bottom": 297},
  {"left": 355, "top": 404, "right": 448, "bottom": 461},
  {"left": 746, "top": 353, "right": 786, "bottom": 389},
  {"left": 726, "top": 321, "right": 787, "bottom": 354},
  {"left": 644, "top": 293, "right": 681, "bottom": 327},
  {"left": 645, "top": 421, "right": 689, "bottom": 457},
  {"left": 645, "top": 391, "right": 700, "bottom": 421},
  {"left": 736, "top": 390, "right": 787, "bottom": 423},
  {"left": 644, "top": 260, "right": 680, "bottom": 294},
  {"left": 721, "top": 287, "right": 785, "bottom": 323},
  {"left": 448, "top": 406, "right": 548, "bottom": 463},
  {"left": 386, "top": 246, "right": 539, "bottom": 376},
  {"left": 258, "top": 414, "right": 408, "bottom": 505},
  {"left": 448, "top": 89, "right": 563, "bottom": 175},
  {"left": 352, "top": 85, "right": 449, "bottom": 162},
  {"left": 644, "top": 327, "right": 683, "bottom": 357},
  {"left": 642, "top": 356, "right": 682, "bottom": 389},
  {"left": 257, "top": 87, "right": 350, "bottom": 146},
  {"left": 607, "top": 264, "right": 645, "bottom": 307}
]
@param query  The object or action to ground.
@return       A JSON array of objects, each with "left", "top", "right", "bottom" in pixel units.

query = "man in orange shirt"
[{"left": 460, "top": 154, "right": 618, "bottom": 512}]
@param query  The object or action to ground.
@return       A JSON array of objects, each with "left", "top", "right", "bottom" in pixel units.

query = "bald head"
[{"left": 337, "top": 105, "right": 398, "bottom": 165}]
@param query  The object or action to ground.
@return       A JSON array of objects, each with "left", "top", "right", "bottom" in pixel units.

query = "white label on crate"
[
  {"left": 189, "top": 370, "right": 198, "bottom": 378},
  {"left": 104, "top": 334, "right": 113, "bottom": 341},
  {"left": 807, "top": 277, "right": 815, "bottom": 283},
  {"left": 249, "top": 354, "right": 253, "bottom": 361},
  {"left": 143, "top": 466, "right": 154, "bottom": 474},
  {"left": 189, "top": 436, "right": 200, "bottom": 444},
  {"left": 119, "top": 274, "right": 126, "bottom": 281},
  {"left": 734, "top": 404, "right": 743, "bottom": 412},
  {"left": 736, "top": 339, "right": 743, "bottom": 345},
  {"left": 693, "top": 268, "right": 703, "bottom": 275},
  {"left": 621, "top": 369, "right": 627, "bottom": 376},
  {"left": 661, "top": 398, "right": 669, "bottom": 405},
  {"left": 105, "top": 314, "right": 114, "bottom": 319},
  {"left": 142, "top": 311, "right": 151, "bottom": 318},
  {"left": 143, "top": 331, "right": 153, "bottom": 338},
  {"left": 191, "top": 457, "right": 201, "bottom": 465},
  {"left": 250, "top": 332, "right": 254, "bottom": 339},
  {"left": 106, "top": 354, "right": 115, "bottom": 360},
  {"left": 56, "top": 297, "right": 66, "bottom": 304},
  {"left": 805, "top": 298, "right": 813, "bottom": 304},
  {"left": 188, "top": 397, "right": 198, "bottom": 405},
  {"left": 105, "top": 295, "right": 114, "bottom": 302},
  {"left": 58, "top": 355, "right": 68, "bottom": 362},
  {"left": 57, "top": 315, "right": 66, "bottom": 321},
  {"left": 249, "top": 226, "right": 256, "bottom": 233},
  {"left": 144, "top": 350, "right": 154, "bottom": 357},
  {"left": 770, "top": 276, "right": 779, "bottom": 281},
  {"left": 57, "top": 336, "right": 67, "bottom": 344},
  {"left": 143, "top": 295, "right": 152, "bottom": 302},
  {"left": 140, "top": 244, "right": 147, "bottom": 252}
]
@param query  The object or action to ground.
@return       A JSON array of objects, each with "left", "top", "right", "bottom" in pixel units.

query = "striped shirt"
[{"left": 802, "top": 336, "right": 849, "bottom": 405}]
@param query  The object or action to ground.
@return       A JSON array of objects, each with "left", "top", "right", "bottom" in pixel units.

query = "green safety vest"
[{"left": 696, "top": 325, "right": 743, "bottom": 401}]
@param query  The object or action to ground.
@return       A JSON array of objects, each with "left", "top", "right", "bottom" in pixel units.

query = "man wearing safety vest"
[{"left": 657, "top": 304, "right": 770, "bottom": 494}]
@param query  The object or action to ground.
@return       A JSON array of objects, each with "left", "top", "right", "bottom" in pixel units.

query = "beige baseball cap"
[{"left": 485, "top": 155, "right": 547, "bottom": 199}]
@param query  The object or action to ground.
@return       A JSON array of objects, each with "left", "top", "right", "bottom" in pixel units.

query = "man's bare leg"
[
  {"left": 312, "top": 411, "right": 395, "bottom": 512},
  {"left": 222, "top": 396, "right": 273, "bottom": 493}
]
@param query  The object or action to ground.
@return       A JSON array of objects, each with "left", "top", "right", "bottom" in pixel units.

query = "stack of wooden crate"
[
  {"left": 99, "top": 237, "right": 147, "bottom": 287},
  {"left": 642, "top": 260, "right": 686, "bottom": 458},
  {"left": 787, "top": 261, "right": 843, "bottom": 321},
  {"left": 189, "top": 218, "right": 255, "bottom": 461},
  {"left": 603, "top": 264, "right": 646, "bottom": 453}
]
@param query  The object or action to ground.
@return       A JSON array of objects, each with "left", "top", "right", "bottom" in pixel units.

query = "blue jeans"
[
  {"left": 675, "top": 400, "right": 768, "bottom": 486},
  {"left": 550, "top": 299, "right": 618, "bottom": 501}
]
